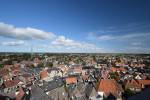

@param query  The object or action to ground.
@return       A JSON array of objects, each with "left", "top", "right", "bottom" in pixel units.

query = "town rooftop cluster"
[{"left": 0, "top": 53, "right": 150, "bottom": 100}]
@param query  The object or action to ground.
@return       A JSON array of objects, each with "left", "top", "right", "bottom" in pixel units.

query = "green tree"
[
  {"left": 48, "top": 62, "right": 53, "bottom": 67},
  {"left": 38, "top": 63, "right": 44, "bottom": 67},
  {"left": 124, "top": 89, "right": 134, "bottom": 98},
  {"left": 0, "top": 64, "right": 3, "bottom": 69},
  {"left": 110, "top": 73, "right": 117, "bottom": 79}
]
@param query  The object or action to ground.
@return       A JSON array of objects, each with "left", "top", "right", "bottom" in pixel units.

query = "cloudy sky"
[{"left": 0, "top": 0, "right": 150, "bottom": 53}]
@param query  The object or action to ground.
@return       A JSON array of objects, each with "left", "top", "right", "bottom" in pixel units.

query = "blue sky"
[{"left": 0, "top": 0, "right": 150, "bottom": 53}]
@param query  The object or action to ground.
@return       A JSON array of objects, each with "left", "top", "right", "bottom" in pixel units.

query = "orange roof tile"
[
  {"left": 97, "top": 79, "right": 123, "bottom": 97},
  {"left": 66, "top": 77, "right": 77, "bottom": 84},
  {"left": 3, "top": 75, "right": 11, "bottom": 81},
  {"left": 40, "top": 69, "right": 48, "bottom": 80},
  {"left": 125, "top": 79, "right": 141, "bottom": 89},
  {"left": 4, "top": 79, "right": 20, "bottom": 88},
  {"left": 138, "top": 80, "right": 150, "bottom": 85},
  {"left": 0, "top": 68, "right": 9, "bottom": 76},
  {"left": 74, "top": 67, "right": 82, "bottom": 73},
  {"left": 82, "top": 75, "right": 89, "bottom": 81},
  {"left": 16, "top": 87, "right": 25, "bottom": 100},
  {"left": 110, "top": 67, "right": 126, "bottom": 72},
  {"left": 3, "top": 65, "right": 13, "bottom": 69},
  {"left": 111, "top": 67, "right": 117, "bottom": 72}
]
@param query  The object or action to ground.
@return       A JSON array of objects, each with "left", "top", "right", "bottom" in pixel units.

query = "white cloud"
[
  {"left": 51, "top": 36, "right": 103, "bottom": 53},
  {"left": 0, "top": 22, "right": 107, "bottom": 53},
  {"left": 89, "top": 33, "right": 150, "bottom": 41},
  {"left": 97, "top": 35, "right": 113, "bottom": 41},
  {"left": 51, "top": 36, "right": 82, "bottom": 47},
  {"left": 0, "top": 22, "right": 56, "bottom": 40},
  {"left": 123, "top": 46, "right": 150, "bottom": 54},
  {"left": 1, "top": 40, "right": 25, "bottom": 46},
  {"left": 120, "top": 33, "right": 150, "bottom": 39},
  {"left": 131, "top": 42, "right": 141, "bottom": 46}
]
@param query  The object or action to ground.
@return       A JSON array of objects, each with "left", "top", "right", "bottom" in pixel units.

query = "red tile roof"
[
  {"left": 0, "top": 68, "right": 9, "bottom": 76},
  {"left": 82, "top": 74, "right": 89, "bottom": 81},
  {"left": 74, "top": 67, "right": 82, "bottom": 73},
  {"left": 16, "top": 87, "right": 25, "bottom": 100},
  {"left": 4, "top": 79, "right": 20, "bottom": 88},
  {"left": 138, "top": 80, "right": 150, "bottom": 85},
  {"left": 3, "top": 65, "right": 13, "bottom": 69},
  {"left": 40, "top": 69, "right": 48, "bottom": 80},
  {"left": 3, "top": 75, "right": 11, "bottom": 81},
  {"left": 111, "top": 67, "right": 126, "bottom": 72},
  {"left": 11, "top": 66, "right": 20, "bottom": 71},
  {"left": 125, "top": 79, "right": 141, "bottom": 89},
  {"left": 13, "top": 70, "right": 20, "bottom": 76},
  {"left": 97, "top": 79, "right": 123, "bottom": 97},
  {"left": 66, "top": 77, "right": 77, "bottom": 84}
]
